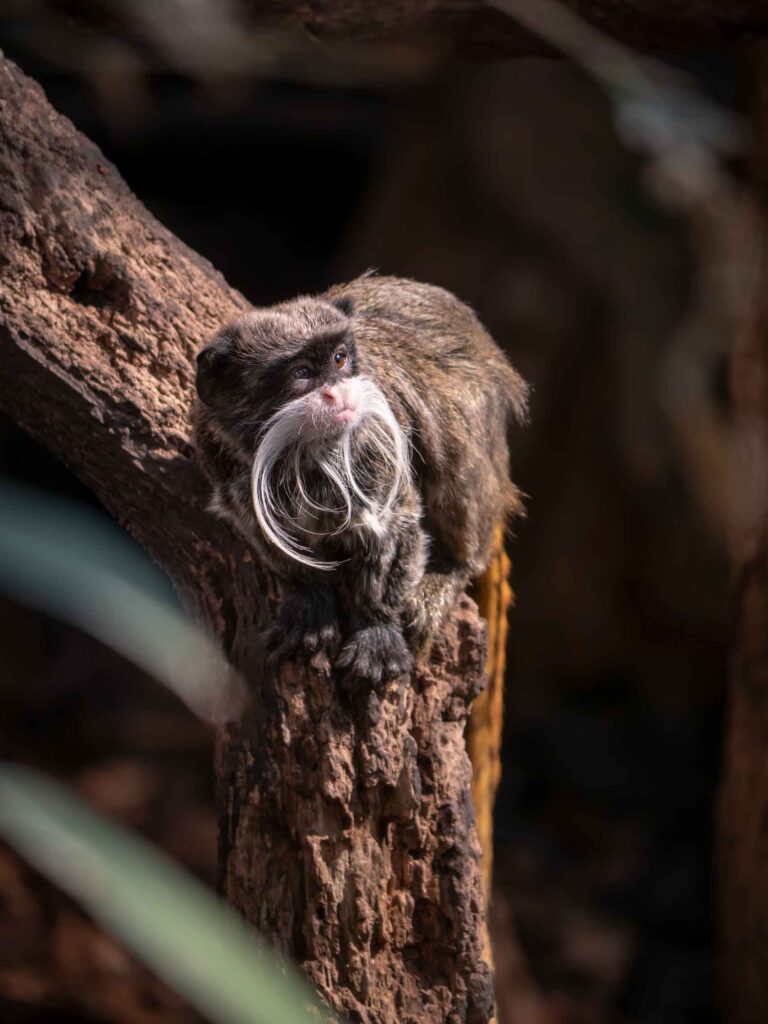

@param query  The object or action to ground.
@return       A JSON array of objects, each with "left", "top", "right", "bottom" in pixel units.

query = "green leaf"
[
  {"left": 0, "top": 763, "right": 338, "bottom": 1024},
  {"left": 0, "top": 481, "right": 240, "bottom": 722}
]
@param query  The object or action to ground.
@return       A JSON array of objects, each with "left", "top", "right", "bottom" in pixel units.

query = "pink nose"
[{"left": 320, "top": 386, "right": 338, "bottom": 405}]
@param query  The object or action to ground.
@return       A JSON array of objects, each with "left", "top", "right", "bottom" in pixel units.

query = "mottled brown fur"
[{"left": 193, "top": 274, "right": 527, "bottom": 685}]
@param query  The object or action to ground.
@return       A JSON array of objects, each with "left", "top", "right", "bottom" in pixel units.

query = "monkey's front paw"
[
  {"left": 266, "top": 588, "right": 341, "bottom": 666},
  {"left": 336, "top": 624, "right": 413, "bottom": 686}
]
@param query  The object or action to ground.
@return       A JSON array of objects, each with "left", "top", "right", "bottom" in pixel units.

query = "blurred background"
[{"left": 0, "top": 5, "right": 737, "bottom": 1023}]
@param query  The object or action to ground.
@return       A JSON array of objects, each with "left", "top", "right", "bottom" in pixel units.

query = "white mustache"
[{"left": 250, "top": 376, "right": 410, "bottom": 570}]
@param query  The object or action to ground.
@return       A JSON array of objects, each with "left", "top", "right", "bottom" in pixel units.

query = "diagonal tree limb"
[
  {"left": 0, "top": 58, "right": 494, "bottom": 1024},
  {"left": 0, "top": 57, "right": 249, "bottom": 604}
]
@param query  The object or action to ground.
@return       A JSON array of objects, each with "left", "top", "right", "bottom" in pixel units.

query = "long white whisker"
[
  {"left": 293, "top": 451, "right": 345, "bottom": 517},
  {"left": 250, "top": 376, "right": 410, "bottom": 570},
  {"left": 341, "top": 431, "right": 375, "bottom": 511},
  {"left": 251, "top": 397, "right": 339, "bottom": 569},
  {"left": 318, "top": 453, "right": 353, "bottom": 528}
]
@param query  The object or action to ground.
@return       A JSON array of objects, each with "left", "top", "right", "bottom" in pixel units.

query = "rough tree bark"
[
  {"left": 0, "top": 58, "right": 493, "bottom": 1024},
  {"left": 718, "top": 42, "right": 768, "bottom": 1024}
]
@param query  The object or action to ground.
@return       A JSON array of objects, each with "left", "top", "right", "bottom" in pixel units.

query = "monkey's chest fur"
[
  {"left": 231, "top": 452, "right": 424, "bottom": 604},
  {"left": 206, "top": 449, "right": 426, "bottom": 684}
]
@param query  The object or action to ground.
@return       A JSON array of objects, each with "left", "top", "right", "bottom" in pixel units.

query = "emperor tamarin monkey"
[{"left": 193, "top": 275, "right": 528, "bottom": 685}]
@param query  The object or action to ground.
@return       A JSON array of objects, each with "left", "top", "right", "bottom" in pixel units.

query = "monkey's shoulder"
[{"left": 327, "top": 275, "right": 478, "bottom": 338}]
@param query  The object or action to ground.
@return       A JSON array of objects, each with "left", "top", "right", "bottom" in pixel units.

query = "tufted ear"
[
  {"left": 195, "top": 330, "right": 234, "bottom": 408},
  {"left": 331, "top": 294, "right": 354, "bottom": 317}
]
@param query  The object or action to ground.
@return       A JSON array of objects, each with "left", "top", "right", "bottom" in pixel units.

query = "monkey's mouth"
[
  {"left": 313, "top": 399, "right": 359, "bottom": 430},
  {"left": 331, "top": 407, "right": 358, "bottom": 425}
]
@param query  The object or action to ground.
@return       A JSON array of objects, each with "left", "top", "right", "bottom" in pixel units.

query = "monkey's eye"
[
  {"left": 333, "top": 350, "right": 347, "bottom": 369},
  {"left": 292, "top": 366, "right": 313, "bottom": 380}
]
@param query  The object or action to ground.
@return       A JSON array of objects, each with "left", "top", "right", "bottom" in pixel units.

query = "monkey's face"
[
  {"left": 196, "top": 297, "right": 411, "bottom": 569},
  {"left": 278, "top": 334, "right": 363, "bottom": 439},
  {"left": 195, "top": 297, "right": 363, "bottom": 442}
]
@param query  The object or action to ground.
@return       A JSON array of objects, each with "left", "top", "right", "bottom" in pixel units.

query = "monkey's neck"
[{"left": 276, "top": 441, "right": 395, "bottom": 542}]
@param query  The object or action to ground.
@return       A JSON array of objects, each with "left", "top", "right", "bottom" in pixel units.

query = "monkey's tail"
[{"left": 467, "top": 523, "right": 513, "bottom": 969}]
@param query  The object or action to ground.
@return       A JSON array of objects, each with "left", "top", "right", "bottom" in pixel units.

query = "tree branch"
[
  {"left": 0, "top": 58, "right": 249, "bottom": 600},
  {"left": 0, "top": 58, "right": 494, "bottom": 1024}
]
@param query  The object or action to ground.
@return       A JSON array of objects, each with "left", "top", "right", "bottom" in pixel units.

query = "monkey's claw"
[
  {"left": 402, "top": 601, "right": 435, "bottom": 655},
  {"left": 336, "top": 624, "right": 413, "bottom": 686},
  {"left": 265, "top": 589, "right": 341, "bottom": 664}
]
